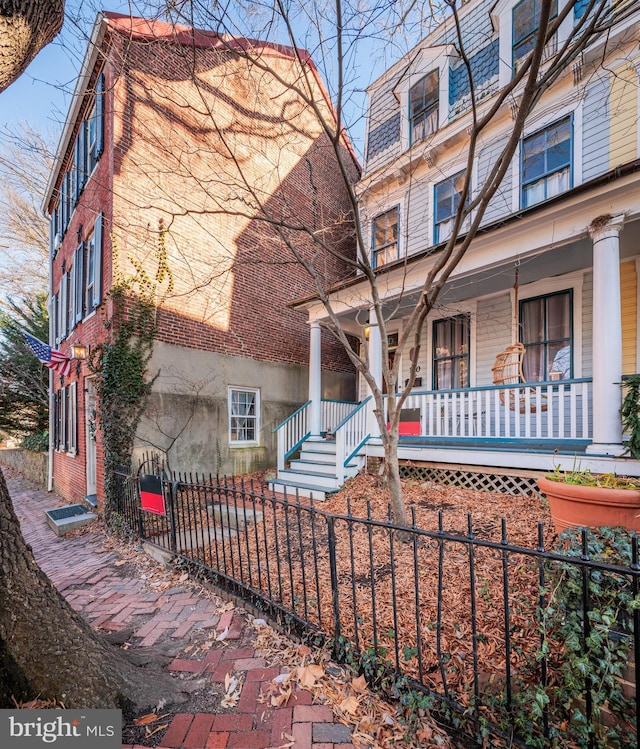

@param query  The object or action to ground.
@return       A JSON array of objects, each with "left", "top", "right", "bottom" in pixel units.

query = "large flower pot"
[{"left": 538, "top": 476, "right": 640, "bottom": 534}]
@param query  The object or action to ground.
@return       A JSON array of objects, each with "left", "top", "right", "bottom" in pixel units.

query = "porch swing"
[{"left": 491, "top": 269, "right": 548, "bottom": 414}]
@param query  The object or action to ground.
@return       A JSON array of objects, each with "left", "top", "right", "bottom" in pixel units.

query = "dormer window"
[
  {"left": 409, "top": 70, "right": 439, "bottom": 146},
  {"left": 513, "top": 0, "right": 558, "bottom": 69}
]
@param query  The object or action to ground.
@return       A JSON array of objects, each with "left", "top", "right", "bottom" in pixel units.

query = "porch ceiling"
[{"left": 334, "top": 214, "right": 639, "bottom": 331}]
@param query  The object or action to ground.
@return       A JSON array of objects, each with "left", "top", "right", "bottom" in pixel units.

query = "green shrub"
[{"left": 20, "top": 432, "right": 48, "bottom": 452}]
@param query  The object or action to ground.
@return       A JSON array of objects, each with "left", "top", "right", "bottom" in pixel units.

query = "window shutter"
[
  {"left": 69, "top": 382, "right": 77, "bottom": 454},
  {"left": 60, "top": 387, "right": 67, "bottom": 452},
  {"left": 53, "top": 390, "right": 59, "bottom": 450},
  {"left": 51, "top": 293, "right": 58, "bottom": 346},
  {"left": 78, "top": 123, "right": 86, "bottom": 193},
  {"left": 92, "top": 213, "right": 103, "bottom": 308},
  {"left": 49, "top": 212, "right": 55, "bottom": 258},
  {"left": 69, "top": 263, "right": 76, "bottom": 331},
  {"left": 75, "top": 243, "right": 84, "bottom": 324},
  {"left": 96, "top": 72, "right": 105, "bottom": 159}
]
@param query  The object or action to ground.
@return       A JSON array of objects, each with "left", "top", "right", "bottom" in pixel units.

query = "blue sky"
[
  {"left": 1, "top": 2, "right": 151, "bottom": 140},
  {"left": 0, "top": 1, "right": 421, "bottom": 158}
]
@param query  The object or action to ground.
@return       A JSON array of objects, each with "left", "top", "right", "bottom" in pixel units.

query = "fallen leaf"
[
  {"left": 351, "top": 674, "right": 368, "bottom": 692},
  {"left": 115, "top": 560, "right": 127, "bottom": 567},
  {"left": 134, "top": 713, "right": 159, "bottom": 726},
  {"left": 339, "top": 695, "right": 360, "bottom": 715},
  {"left": 297, "top": 664, "right": 324, "bottom": 689}
]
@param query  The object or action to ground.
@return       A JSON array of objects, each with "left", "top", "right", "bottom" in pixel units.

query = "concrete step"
[
  {"left": 267, "top": 479, "right": 329, "bottom": 501},
  {"left": 206, "top": 503, "right": 263, "bottom": 530}
]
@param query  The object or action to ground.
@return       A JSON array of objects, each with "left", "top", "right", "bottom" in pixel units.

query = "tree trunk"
[
  {"left": 383, "top": 431, "right": 409, "bottom": 528},
  {"left": 0, "top": 1, "right": 64, "bottom": 93},
  {"left": 0, "top": 467, "right": 166, "bottom": 710}
]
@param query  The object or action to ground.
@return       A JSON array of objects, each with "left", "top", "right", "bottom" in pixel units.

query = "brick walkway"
[{"left": 8, "top": 474, "right": 356, "bottom": 749}]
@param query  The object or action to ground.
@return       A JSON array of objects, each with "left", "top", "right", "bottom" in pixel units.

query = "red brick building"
[{"left": 43, "top": 12, "right": 358, "bottom": 507}]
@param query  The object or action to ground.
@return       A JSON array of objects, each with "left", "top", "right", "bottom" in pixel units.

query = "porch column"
[
  {"left": 367, "top": 315, "right": 382, "bottom": 440},
  {"left": 586, "top": 214, "right": 625, "bottom": 455},
  {"left": 308, "top": 320, "right": 322, "bottom": 439}
]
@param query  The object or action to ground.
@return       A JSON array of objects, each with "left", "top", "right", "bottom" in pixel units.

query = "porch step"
[
  {"left": 277, "top": 468, "right": 349, "bottom": 490},
  {"left": 298, "top": 448, "right": 337, "bottom": 465},
  {"left": 273, "top": 435, "right": 366, "bottom": 500},
  {"left": 300, "top": 439, "right": 338, "bottom": 455},
  {"left": 288, "top": 458, "right": 345, "bottom": 476}
]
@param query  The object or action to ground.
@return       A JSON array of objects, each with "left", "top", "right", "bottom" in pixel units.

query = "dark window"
[
  {"left": 409, "top": 70, "right": 439, "bottom": 146},
  {"left": 434, "top": 171, "right": 466, "bottom": 244},
  {"left": 372, "top": 207, "right": 399, "bottom": 267},
  {"left": 520, "top": 289, "right": 572, "bottom": 382},
  {"left": 433, "top": 314, "right": 470, "bottom": 389},
  {"left": 522, "top": 116, "right": 571, "bottom": 207},
  {"left": 513, "top": 0, "right": 558, "bottom": 68}
]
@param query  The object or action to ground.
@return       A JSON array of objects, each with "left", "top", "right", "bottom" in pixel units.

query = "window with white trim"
[
  {"left": 84, "top": 212, "right": 103, "bottom": 315},
  {"left": 521, "top": 115, "right": 572, "bottom": 207},
  {"left": 520, "top": 289, "right": 572, "bottom": 382},
  {"left": 372, "top": 207, "right": 399, "bottom": 267},
  {"left": 229, "top": 387, "right": 260, "bottom": 445},
  {"left": 409, "top": 70, "right": 439, "bottom": 146},
  {"left": 432, "top": 314, "right": 470, "bottom": 389},
  {"left": 434, "top": 171, "right": 466, "bottom": 244},
  {"left": 48, "top": 71, "right": 104, "bottom": 254}
]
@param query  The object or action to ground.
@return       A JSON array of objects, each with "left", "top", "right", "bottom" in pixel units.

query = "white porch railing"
[
  {"left": 334, "top": 397, "right": 371, "bottom": 486},
  {"left": 322, "top": 399, "right": 361, "bottom": 434},
  {"left": 387, "top": 378, "right": 592, "bottom": 441},
  {"left": 274, "top": 399, "right": 360, "bottom": 472}
]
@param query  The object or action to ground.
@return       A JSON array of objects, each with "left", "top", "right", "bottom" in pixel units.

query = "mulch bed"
[{"left": 158, "top": 470, "right": 557, "bottom": 726}]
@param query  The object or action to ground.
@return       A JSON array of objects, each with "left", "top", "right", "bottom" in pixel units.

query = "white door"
[{"left": 85, "top": 377, "right": 97, "bottom": 498}]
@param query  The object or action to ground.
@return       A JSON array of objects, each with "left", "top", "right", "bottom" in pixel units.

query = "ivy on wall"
[{"left": 89, "top": 220, "right": 173, "bottom": 522}]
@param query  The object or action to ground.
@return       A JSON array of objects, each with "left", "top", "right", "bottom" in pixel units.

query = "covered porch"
[{"left": 275, "top": 190, "right": 640, "bottom": 496}]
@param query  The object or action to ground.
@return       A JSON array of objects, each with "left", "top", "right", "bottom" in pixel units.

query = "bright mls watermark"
[{"left": 0, "top": 710, "right": 121, "bottom": 748}]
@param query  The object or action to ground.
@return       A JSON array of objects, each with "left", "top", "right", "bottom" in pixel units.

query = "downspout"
[{"left": 47, "top": 231, "right": 54, "bottom": 492}]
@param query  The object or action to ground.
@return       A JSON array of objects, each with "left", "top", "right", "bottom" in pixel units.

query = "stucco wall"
[
  {"left": 134, "top": 341, "right": 355, "bottom": 475},
  {"left": 0, "top": 449, "right": 48, "bottom": 488}
]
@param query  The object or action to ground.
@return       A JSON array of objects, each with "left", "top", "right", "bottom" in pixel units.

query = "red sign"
[{"left": 139, "top": 474, "right": 166, "bottom": 515}]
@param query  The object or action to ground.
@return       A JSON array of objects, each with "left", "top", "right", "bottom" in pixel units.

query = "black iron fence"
[{"left": 112, "top": 463, "right": 640, "bottom": 748}]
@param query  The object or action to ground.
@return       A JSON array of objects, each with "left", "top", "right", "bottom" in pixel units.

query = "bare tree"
[
  {"left": 0, "top": 124, "right": 53, "bottom": 303},
  {"left": 157, "top": 0, "right": 633, "bottom": 526}
]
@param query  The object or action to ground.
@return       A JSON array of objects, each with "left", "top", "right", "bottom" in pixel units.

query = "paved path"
[{"left": 7, "top": 472, "right": 356, "bottom": 749}]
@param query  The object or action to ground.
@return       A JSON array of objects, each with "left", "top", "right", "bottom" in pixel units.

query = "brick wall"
[
  {"left": 108, "top": 31, "right": 357, "bottom": 374},
  {"left": 46, "top": 19, "right": 359, "bottom": 506}
]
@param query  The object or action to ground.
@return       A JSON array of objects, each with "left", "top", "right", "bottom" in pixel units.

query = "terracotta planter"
[{"left": 538, "top": 475, "right": 640, "bottom": 534}]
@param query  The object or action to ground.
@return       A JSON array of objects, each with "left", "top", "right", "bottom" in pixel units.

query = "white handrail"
[{"left": 334, "top": 398, "right": 371, "bottom": 486}]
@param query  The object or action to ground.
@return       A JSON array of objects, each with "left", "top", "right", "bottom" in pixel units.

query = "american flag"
[{"left": 23, "top": 332, "right": 72, "bottom": 377}]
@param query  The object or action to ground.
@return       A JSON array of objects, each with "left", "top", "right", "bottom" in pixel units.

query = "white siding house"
[{"left": 271, "top": 0, "right": 640, "bottom": 498}]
